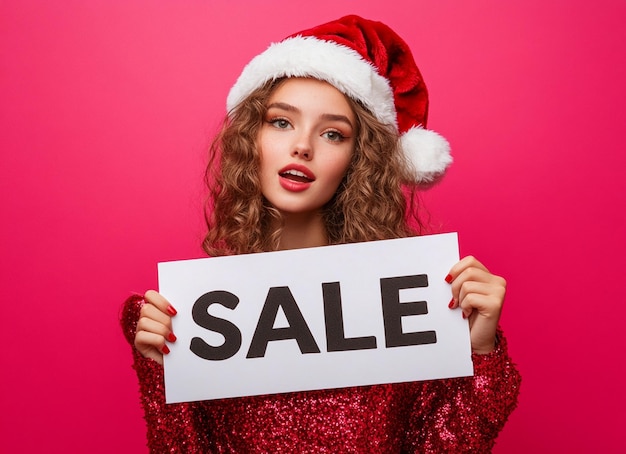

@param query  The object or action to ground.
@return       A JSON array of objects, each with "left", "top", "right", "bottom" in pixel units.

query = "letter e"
[{"left": 380, "top": 275, "right": 437, "bottom": 347}]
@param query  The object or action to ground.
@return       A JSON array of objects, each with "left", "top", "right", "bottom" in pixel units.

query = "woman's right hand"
[{"left": 134, "top": 290, "right": 178, "bottom": 365}]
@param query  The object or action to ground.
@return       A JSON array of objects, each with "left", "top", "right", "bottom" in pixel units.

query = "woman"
[{"left": 122, "top": 15, "right": 520, "bottom": 452}]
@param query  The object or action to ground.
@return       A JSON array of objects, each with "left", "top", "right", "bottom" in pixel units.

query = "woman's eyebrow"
[
  {"left": 266, "top": 102, "right": 299, "bottom": 113},
  {"left": 320, "top": 113, "right": 353, "bottom": 129}
]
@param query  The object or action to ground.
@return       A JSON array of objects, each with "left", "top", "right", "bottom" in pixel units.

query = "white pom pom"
[{"left": 400, "top": 127, "right": 452, "bottom": 184}]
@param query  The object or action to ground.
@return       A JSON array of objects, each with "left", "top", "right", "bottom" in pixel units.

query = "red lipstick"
[{"left": 278, "top": 164, "right": 315, "bottom": 192}]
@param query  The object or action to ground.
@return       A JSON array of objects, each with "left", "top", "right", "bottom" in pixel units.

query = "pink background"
[{"left": 2, "top": 1, "right": 625, "bottom": 452}]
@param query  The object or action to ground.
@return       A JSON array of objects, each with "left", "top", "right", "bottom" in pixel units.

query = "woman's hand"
[
  {"left": 134, "top": 290, "right": 178, "bottom": 365},
  {"left": 446, "top": 256, "right": 506, "bottom": 354}
]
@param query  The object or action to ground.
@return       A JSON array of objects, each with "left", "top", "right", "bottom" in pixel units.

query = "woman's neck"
[{"left": 277, "top": 212, "right": 328, "bottom": 251}]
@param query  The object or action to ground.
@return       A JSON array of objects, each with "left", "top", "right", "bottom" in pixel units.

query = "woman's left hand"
[{"left": 446, "top": 256, "right": 506, "bottom": 354}]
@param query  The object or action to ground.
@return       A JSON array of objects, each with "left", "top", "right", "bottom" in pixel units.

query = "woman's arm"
[
  {"left": 404, "top": 256, "right": 521, "bottom": 451},
  {"left": 405, "top": 330, "right": 521, "bottom": 452},
  {"left": 120, "top": 294, "right": 211, "bottom": 452}
]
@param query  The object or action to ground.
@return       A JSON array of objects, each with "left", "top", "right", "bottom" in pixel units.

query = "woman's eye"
[
  {"left": 270, "top": 119, "right": 291, "bottom": 129},
  {"left": 323, "top": 130, "right": 345, "bottom": 142}
]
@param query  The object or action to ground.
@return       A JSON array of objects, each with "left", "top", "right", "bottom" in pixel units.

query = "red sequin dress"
[{"left": 121, "top": 294, "right": 520, "bottom": 453}]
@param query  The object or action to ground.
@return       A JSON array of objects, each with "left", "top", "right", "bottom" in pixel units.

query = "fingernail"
[
  {"left": 445, "top": 274, "right": 453, "bottom": 284},
  {"left": 167, "top": 305, "right": 177, "bottom": 316},
  {"left": 162, "top": 344, "right": 170, "bottom": 354},
  {"left": 168, "top": 332, "right": 177, "bottom": 343},
  {"left": 462, "top": 312, "right": 467, "bottom": 319},
  {"left": 448, "top": 298, "right": 455, "bottom": 309}
]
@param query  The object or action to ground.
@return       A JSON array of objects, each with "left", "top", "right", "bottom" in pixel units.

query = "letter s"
[{"left": 190, "top": 290, "right": 242, "bottom": 361}]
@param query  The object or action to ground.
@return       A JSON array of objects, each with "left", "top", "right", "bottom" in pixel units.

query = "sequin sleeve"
[
  {"left": 404, "top": 330, "right": 521, "bottom": 453},
  {"left": 120, "top": 294, "right": 211, "bottom": 453}
]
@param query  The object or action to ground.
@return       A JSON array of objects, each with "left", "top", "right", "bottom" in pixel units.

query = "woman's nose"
[{"left": 291, "top": 133, "right": 313, "bottom": 160}]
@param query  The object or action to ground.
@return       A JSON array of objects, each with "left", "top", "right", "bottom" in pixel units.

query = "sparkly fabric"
[{"left": 121, "top": 294, "right": 521, "bottom": 453}]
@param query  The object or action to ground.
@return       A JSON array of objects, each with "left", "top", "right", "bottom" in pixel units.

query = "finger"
[
  {"left": 448, "top": 270, "right": 491, "bottom": 307},
  {"left": 145, "top": 290, "right": 178, "bottom": 316},
  {"left": 445, "top": 256, "right": 488, "bottom": 283},
  {"left": 458, "top": 292, "right": 503, "bottom": 320},
  {"left": 448, "top": 267, "right": 506, "bottom": 306},
  {"left": 458, "top": 281, "right": 506, "bottom": 309},
  {"left": 140, "top": 303, "right": 174, "bottom": 332},
  {"left": 134, "top": 330, "right": 168, "bottom": 365},
  {"left": 452, "top": 266, "right": 500, "bottom": 291},
  {"left": 136, "top": 314, "right": 176, "bottom": 343}
]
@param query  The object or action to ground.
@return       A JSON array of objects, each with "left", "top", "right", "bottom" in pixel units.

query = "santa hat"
[{"left": 227, "top": 15, "right": 452, "bottom": 184}]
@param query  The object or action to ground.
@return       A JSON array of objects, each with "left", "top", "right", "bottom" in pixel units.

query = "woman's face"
[{"left": 257, "top": 78, "right": 355, "bottom": 218}]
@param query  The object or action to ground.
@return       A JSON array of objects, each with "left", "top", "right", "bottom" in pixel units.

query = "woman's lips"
[{"left": 278, "top": 165, "right": 315, "bottom": 192}]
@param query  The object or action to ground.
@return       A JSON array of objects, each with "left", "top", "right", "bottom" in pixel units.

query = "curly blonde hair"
[{"left": 202, "top": 79, "right": 423, "bottom": 256}]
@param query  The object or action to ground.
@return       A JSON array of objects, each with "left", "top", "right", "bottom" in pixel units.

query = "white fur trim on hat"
[
  {"left": 227, "top": 36, "right": 397, "bottom": 128},
  {"left": 400, "top": 127, "right": 452, "bottom": 183}
]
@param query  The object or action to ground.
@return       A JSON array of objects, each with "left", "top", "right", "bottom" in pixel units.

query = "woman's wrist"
[{"left": 472, "top": 332, "right": 500, "bottom": 355}]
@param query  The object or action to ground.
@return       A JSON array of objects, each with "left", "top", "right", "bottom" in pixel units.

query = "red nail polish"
[
  {"left": 448, "top": 298, "right": 455, "bottom": 309},
  {"left": 162, "top": 344, "right": 170, "bottom": 354},
  {"left": 462, "top": 312, "right": 467, "bottom": 319},
  {"left": 445, "top": 274, "right": 453, "bottom": 284},
  {"left": 168, "top": 332, "right": 177, "bottom": 343},
  {"left": 167, "top": 305, "right": 177, "bottom": 316}
]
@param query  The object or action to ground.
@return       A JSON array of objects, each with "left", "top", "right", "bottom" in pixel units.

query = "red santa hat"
[{"left": 227, "top": 15, "right": 452, "bottom": 184}]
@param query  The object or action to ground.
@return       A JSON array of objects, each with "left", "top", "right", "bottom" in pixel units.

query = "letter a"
[{"left": 246, "top": 286, "right": 321, "bottom": 358}]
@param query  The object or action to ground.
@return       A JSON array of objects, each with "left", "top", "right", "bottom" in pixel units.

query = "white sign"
[{"left": 160, "top": 232, "right": 472, "bottom": 404}]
